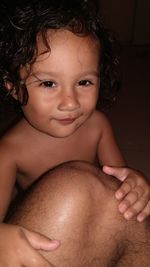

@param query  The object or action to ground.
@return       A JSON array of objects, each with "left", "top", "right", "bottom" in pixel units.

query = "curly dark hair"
[{"left": 0, "top": 0, "right": 121, "bottom": 111}]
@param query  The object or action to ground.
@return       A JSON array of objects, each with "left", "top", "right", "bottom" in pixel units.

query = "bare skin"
[
  {"left": 0, "top": 30, "right": 125, "bottom": 218},
  {"left": 8, "top": 161, "right": 150, "bottom": 267},
  {"left": 0, "top": 110, "right": 123, "bottom": 190},
  {"left": 0, "top": 30, "right": 149, "bottom": 266},
  {"left": 1, "top": 30, "right": 149, "bottom": 220}
]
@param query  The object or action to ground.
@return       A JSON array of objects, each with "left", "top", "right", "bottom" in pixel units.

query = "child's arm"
[
  {"left": 97, "top": 112, "right": 126, "bottom": 167},
  {"left": 97, "top": 112, "right": 150, "bottom": 222},
  {"left": 0, "top": 143, "right": 59, "bottom": 267},
  {"left": 0, "top": 223, "right": 59, "bottom": 267}
]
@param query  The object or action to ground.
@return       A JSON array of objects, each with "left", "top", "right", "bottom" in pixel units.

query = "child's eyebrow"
[
  {"left": 78, "top": 71, "right": 100, "bottom": 77},
  {"left": 30, "top": 70, "right": 100, "bottom": 78}
]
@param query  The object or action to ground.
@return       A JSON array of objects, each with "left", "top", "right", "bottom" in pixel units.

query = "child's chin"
[
  {"left": 51, "top": 131, "right": 76, "bottom": 138},
  {"left": 50, "top": 126, "right": 79, "bottom": 138}
]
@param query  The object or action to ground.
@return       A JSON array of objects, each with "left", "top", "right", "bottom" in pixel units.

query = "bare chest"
[{"left": 16, "top": 128, "right": 99, "bottom": 189}]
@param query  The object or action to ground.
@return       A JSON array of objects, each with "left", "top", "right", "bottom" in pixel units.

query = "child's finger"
[
  {"left": 123, "top": 197, "right": 148, "bottom": 220},
  {"left": 118, "top": 185, "right": 144, "bottom": 213},
  {"left": 137, "top": 200, "right": 150, "bottom": 222},
  {"left": 23, "top": 227, "right": 60, "bottom": 251},
  {"left": 115, "top": 178, "right": 136, "bottom": 200},
  {"left": 102, "top": 166, "right": 129, "bottom": 181},
  {"left": 118, "top": 190, "right": 140, "bottom": 213},
  {"left": 20, "top": 239, "right": 53, "bottom": 267}
]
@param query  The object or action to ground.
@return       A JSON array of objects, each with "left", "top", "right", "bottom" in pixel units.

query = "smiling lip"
[{"left": 57, "top": 118, "right": 77, "bottom": 125}]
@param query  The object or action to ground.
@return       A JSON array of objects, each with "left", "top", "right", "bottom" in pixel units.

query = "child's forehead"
[
  {"left": 36, "top": 29, "right": 101, "bottom": 57},
  {"left": 20, "top": 29, "right": 101, "bottom": 80}
]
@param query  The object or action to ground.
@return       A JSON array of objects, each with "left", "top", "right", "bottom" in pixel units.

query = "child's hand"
[
  {"left": 103, "top": 166, "right": 150, "bottom": 222},
  {"left": 0, "top": 223, "right": 60, "bottom": 267}
]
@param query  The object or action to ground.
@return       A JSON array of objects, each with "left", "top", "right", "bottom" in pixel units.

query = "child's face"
[{"left": 21, "top": 30, "right": 100, "bottom": 138}]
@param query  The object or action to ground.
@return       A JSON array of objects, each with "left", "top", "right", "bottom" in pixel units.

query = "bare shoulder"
[
  {"left": 0, "top": 119, "right": 28, "bottom": 162},
  {"left": 92, "top": 110, "right": 111, "bottom": 122},
  {"left": 88, "top": 110, "right": 112, "bottom": 133}
]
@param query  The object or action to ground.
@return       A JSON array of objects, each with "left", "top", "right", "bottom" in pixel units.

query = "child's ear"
[{"left": 5, "top": 81, "right": 18, "bottom": 100}]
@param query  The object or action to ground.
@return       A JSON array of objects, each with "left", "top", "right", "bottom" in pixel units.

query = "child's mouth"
[{"left": 57, "top": 118, "right": 77, "bottom": 125}]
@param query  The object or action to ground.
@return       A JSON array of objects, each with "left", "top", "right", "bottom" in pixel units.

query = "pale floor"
[{"left": 107, "top": 45, "right": 150, "bottom": 179}]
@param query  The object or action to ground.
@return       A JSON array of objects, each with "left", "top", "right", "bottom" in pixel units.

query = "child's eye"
[
  {"left": 40, "top": 80, "right": 56, "bottom": 88},
  {"left": 78, "top": 80, "right": 93, "bottom": 86}
]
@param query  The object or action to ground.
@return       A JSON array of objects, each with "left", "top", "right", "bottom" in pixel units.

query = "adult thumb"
[{"left": 23, "top": 227, "right": 60, "bottom": 251}]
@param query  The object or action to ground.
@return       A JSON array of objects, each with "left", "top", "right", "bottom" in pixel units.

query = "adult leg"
[{"left": 9, "top": 161, "right": 150, "bottom": 267}]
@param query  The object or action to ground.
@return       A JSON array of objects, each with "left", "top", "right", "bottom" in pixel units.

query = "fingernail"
[
  {"left": 115, "top": 191, "right": 123, "bottom": 200},
  {"left": 124, "top": 212, "right": 132, "bottom": 220},
  {"left": 137, "top": 215, "right": 144, "bottom": 222},
  {"left": 51, "top": 240, "right": 60, "bottom": 245},
  {"left": 119, "top": 203, "right": 127, "bottom": 213}
]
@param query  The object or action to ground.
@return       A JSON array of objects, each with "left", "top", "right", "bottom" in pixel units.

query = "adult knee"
[
  {"left": 9, "top": 161, "right": 113, "bottom": 228},
  {"left": 9, "top": 161, "right": 130, "bottom": 266},
  {"left": 9, "top": 161, "right": 124, "bottom": 247}
]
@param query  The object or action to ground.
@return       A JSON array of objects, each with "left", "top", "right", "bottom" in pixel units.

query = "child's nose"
[{"left": 58, "top": 90, "right": 80, "bottom": 111}]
